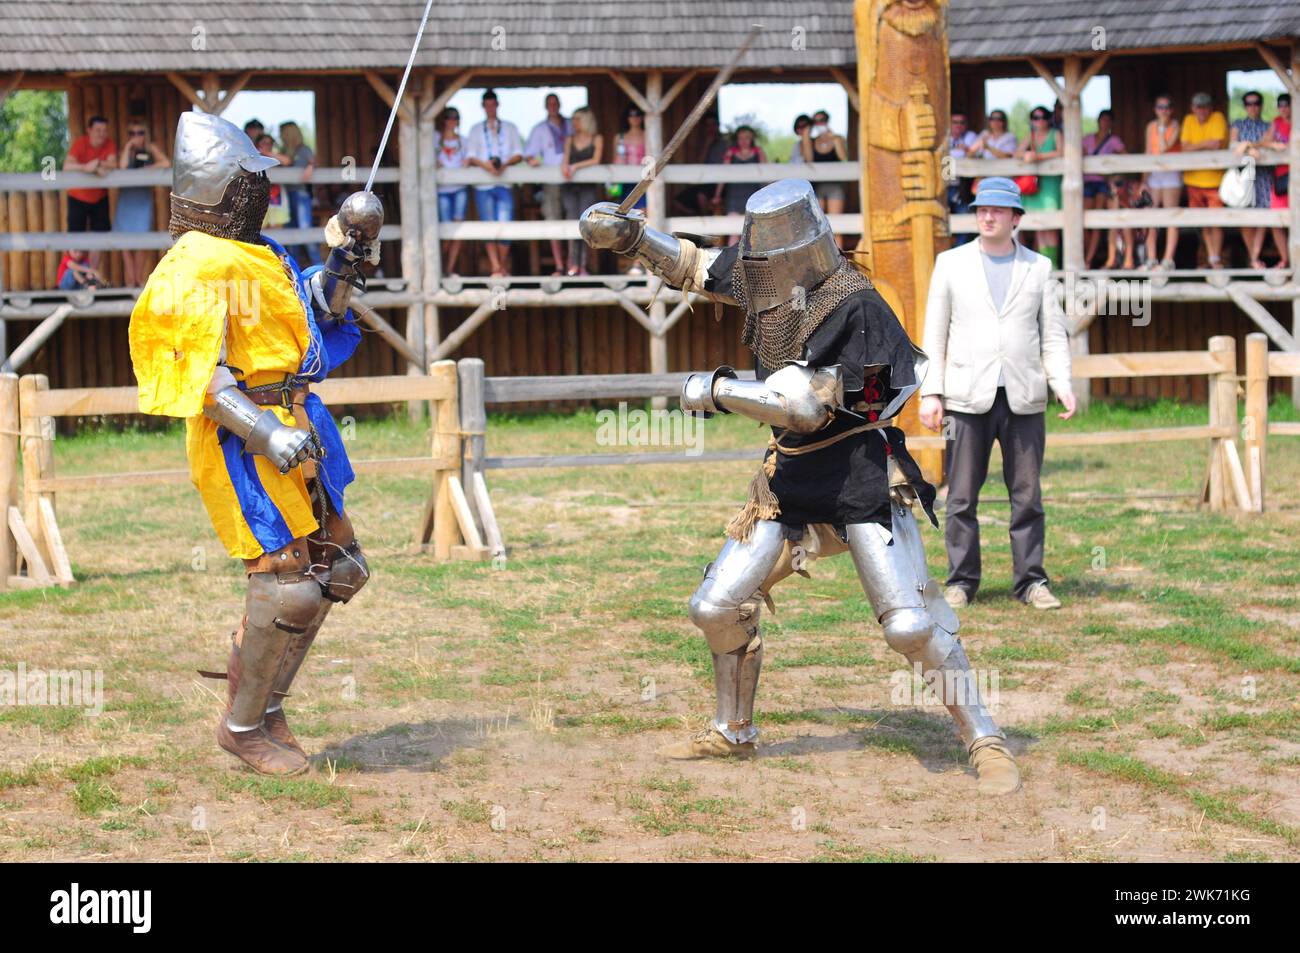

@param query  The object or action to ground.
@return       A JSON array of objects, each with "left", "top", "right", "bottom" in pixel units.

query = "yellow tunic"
[{"left": 129, "top": 231, "right": 320, "bottom": 558}]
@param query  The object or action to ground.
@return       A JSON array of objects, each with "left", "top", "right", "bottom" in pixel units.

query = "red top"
[
  {"left": 57, "top": 253, "right": 76, "bottom": 285},
  {"left": 66, "top": 134, "right": 118, "bottom": 203}
]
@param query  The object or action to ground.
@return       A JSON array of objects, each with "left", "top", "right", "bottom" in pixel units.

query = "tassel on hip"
[{"left": 725, "top": 440, "right": 780, "bottom": 541}]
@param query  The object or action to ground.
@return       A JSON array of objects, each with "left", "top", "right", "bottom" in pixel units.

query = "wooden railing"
[
  {"left": 0, "top": 365, "right": 471, "bottom": 589},
  {"left": 0, "top": 337, "right": 1284, "bottom": 588}
]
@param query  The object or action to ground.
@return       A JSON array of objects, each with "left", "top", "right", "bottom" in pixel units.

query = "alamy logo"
[
  {"left": 0, "top": 662, "right": 103, "bottom": 715},
  {"left": 49, "top": 883, "right": 151, "bottom": 933}
]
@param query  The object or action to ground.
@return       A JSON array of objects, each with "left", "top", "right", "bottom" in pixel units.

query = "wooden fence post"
[
  {"left": 1205, "top": 336, "right": 1249, "bottom": 513},
  {"left": 1244, "top": 332, "right": 1268, "bottom": 512},
  {"left": 423, "top": 359, "right": 461, "bottom": 559},
  {"left": 458, "top": 357, "right": 505, "bottom": 561},
  {"left": 0, "top": 373, "right": 18, "bottom": 587},
  {"left": 18, "top": 374, "right": 52, "bottom": 548}
]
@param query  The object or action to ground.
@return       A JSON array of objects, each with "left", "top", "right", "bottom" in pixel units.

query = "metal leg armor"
[
  {"left": 846, "top": 503, "right": 1004, "bottom": 751},
  {"left": 688, "top": 520, "right": 786, "bottom": 744}
]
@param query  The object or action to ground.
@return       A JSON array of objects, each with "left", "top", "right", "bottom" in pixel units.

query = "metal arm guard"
[
  {"left": 310, "top": 241, "right": 367, "bottom": 321},
  {"left": 578, "top": 203, "right": 737, "bottom": 305},
  {"left": 205, "top": 385, "right": 315, "bottom": 473},
  {"left": 681, "top": 363, "right": 844, "bottom": 433}
]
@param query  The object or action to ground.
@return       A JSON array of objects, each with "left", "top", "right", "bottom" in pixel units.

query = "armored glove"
[
  {"left": 579, "top": 202, "right": 646, "bottom": 255},
  {"left": 206, "top": 385, "right": 318, "bottom": 473}
]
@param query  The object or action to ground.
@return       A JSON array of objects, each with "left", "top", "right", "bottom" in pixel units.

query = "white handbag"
[{"left": 1219, "top": 161, "right": 1256, "bottom": 208}]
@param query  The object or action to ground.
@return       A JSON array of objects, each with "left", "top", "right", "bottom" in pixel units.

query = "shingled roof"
[{"left": 1, "top": 0, "right": 1298, "bottom": 73}]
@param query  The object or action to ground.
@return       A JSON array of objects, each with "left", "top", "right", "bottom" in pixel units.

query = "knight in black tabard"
[{"left": 580, "top": 180, "right": 1020, "bottom": 795}]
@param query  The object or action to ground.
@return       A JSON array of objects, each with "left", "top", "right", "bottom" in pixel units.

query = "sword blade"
[
  {"left": 616, "top": 23, "right": 762, "bottom": 215},
  {"left": 366, "top": 0, "right": 437, "bottom": 193}
]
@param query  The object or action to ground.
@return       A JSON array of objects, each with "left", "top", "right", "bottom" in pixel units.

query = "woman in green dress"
[{"left": 1018, "top": 106, "right": 1063, "bottom": 267}]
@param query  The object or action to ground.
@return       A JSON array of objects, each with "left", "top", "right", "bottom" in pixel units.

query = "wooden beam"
[
  {"left": 659, "top": 70, "right": 699, "bottom": 112},
  {"left": 828, "top": 67, "right": 860, "bottom": 113},
  {"left": 164, "top": 72, "right": 206, "bottom": 112},
  {"left": 1061, "top": 55, "right": 1085, "bottom": 280},
  {"left": 1076, "top": 53, "right": 1111, "bottom": 91},
  {"left": 430, "top": 300, "right": 498, "bottom": 362},
  {"left": 1255, "top": 42, "right": 1299, "bottom": 96},
  {"left": 613, "top": 292, "right": 658, "bottom": 335},
  {"left": 608, "top": 70, "right": 653, "bottom": 114},
  {"left": 1291, "top": 41, "right": 1300, "bottom": 409},
  {"left": 350, "top": 301, "right": 423, "bottom": 367},
  {"left": 201, "top": 74, "right": 220, "bottom": 112},
  {"left": 644, "top": 71, "right": 670, "bottom": 402},
  {"left": 423, "top": 70, "right": 474, "bottom": 121},
  {"left": 0, "top": 72, "right": 24, "bottom": 110},
  {"left": 210, "top": 71, "right": 253, "bottom": 117},
  {"left": 8, "top": 506, "right": 51, "bottom": 586},
  {"left": 363, "top": 70, "right": 415, "bottom": 125},
  {"left": 1225, "top": 283, "right": 1298, "bottom": 352},
  {"left": 1026, "top": 58, "right": 1066, "bottom": 101}
]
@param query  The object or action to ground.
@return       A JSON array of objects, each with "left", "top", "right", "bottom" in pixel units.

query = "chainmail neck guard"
[
  {"left": 735, "top": 258, "right": 874, "bottom": 371},
  {"left": 169, "top": 172, "right": 271, "bottom": 244}
]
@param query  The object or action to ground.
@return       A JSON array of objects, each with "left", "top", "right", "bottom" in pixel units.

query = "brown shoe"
[
  {"left": 263, "top": 707, "right": 305, "bottom": 757},
  {"left": 970, "top": 737, "right": 1021, "bottom": 796},
  {"left": 216, "top": 719, "right": 309, "bottom": 776},
  {"left": 658, "top": 727, "right": 757, "bottom": 760}
]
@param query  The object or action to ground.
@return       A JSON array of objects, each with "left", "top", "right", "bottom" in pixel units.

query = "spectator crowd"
[
  {"left": 947, "top": 91, "right": 1291, "bottom": 272},
  {"left": 48, "top": 85, "right": 1294, "bottom": 289}
]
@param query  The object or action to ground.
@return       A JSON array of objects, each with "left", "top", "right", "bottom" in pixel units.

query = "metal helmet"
[
  {"left": 738, "top": 179, "right": 841, "bottom": 314},
  {"left": 172, "top": 111, "right": 279, "bottom": 206},
  {"left": 169, "top": 111, "right": 280, "bottom": 242}
]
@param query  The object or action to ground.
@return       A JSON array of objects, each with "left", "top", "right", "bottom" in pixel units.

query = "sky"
[{"left": 214, "top": 68, "right": 1289, "bottom": 150}]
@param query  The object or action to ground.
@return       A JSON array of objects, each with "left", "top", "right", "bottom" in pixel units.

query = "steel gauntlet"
[{"left": 206, "top": 386, "right": 316, "bottom": 473}]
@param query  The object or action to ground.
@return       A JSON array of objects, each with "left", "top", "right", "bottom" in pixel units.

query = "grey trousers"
[{"left": 943, "top": 387, "right": 1048, "bottom": 601}]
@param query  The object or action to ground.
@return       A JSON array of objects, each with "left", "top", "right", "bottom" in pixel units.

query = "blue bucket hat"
[{"left": 970, "top": 176, "right": 1024, "bottom": 213}]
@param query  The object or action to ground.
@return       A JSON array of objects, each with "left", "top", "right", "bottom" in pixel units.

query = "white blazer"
[{"left": 921, "top": 239, "right": 1072, "bottom": 415}]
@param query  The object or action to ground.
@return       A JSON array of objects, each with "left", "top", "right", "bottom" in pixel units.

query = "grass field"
[{"left": 1, "top": 397, "right": 1298, "bottom": 862}]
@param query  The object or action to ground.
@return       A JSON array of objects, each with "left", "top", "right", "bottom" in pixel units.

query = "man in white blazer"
[{"left": 919, "top": 177, "right": 1076, "bottom": 610}]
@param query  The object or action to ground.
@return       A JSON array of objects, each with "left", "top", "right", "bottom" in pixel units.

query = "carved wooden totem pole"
[{"left": 855, "top": 0, "right": 950, "bottom": 482}]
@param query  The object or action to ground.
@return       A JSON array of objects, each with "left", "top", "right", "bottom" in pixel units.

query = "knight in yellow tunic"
[{"left": 129, "top": 112, "right": 382, "bottom": 776}]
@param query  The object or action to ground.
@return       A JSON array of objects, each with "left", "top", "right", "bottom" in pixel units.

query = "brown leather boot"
[
  {"left": 262, "top": 707, "right": 304, "bottom": 756},
  {"left": 216, "top": 719, "right": 309, "bottom": 775}
]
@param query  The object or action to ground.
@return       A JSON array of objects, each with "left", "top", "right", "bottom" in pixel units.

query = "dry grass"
[{"left": 1, "top": 398, "right": 1298, "bottom": 862}]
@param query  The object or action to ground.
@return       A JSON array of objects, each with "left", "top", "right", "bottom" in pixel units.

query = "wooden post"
[
  {"left": 854, "top": 0, "right": 950, "bottom": 484},
  {"left": 645, "top": 70, "right": 669, "bottom": 406},
  {"left": 458, "top": 358, "right": 486, "bottom": 537},
  {"left": 0, "top": 374, "right": 18, "bottom": 587},
  {"left": 18, "top": 374, "right": 53, "bottom": 553},
  {"left": 1244, "top": 332, "right": 1268, "bottom": 511},
  {"left": 418, "top": 72, "right": 443, "bottom": 359},
  {"left": 1205, "top": 336, "right": 1236, "bottom": 512},
  {"left": 1061, "top": 56, "right": 1089, "bottom": 414},
  {"left": 1290, "top": 43, "right": 1300, "bottom": 409},
  {"left": 427, "top": 360, "right": 460, "bottom": 559},
  {"left": 398, "top": 106, "right": 424, "bottom": 421}
]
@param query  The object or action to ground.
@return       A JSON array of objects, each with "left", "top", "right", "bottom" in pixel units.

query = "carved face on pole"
[{"left": 882, "top": 0, "right": 944, "bottom": 36}]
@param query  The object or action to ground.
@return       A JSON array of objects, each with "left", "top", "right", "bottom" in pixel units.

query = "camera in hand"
[{"left": 490, "top": 156, "right": 503, "bottom": 171}]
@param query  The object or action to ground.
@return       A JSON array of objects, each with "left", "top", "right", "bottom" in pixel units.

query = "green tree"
[{"left": 0, "top": 91, "right": 69, "bottom": 173}]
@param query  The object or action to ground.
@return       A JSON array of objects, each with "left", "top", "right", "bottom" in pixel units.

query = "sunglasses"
[
  {"left": 1245, "top": 100, "right": 1263, "bottom": 106},
  {"left": 1031, "top": 114, "right": 1048, "bottom": 120}
]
